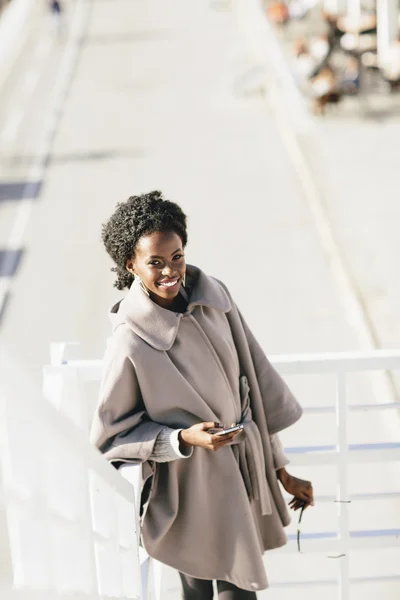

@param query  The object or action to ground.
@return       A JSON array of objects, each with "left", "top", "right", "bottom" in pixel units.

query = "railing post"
[
  {"left": 43, "top": 343, "right": 89, "bottom": 432},
  {"left": 0, "top": 398, "right": 14, "bottom": 590},
  {"left": 336, "top": 370, "right": 350, "bottom": 600},
  {"left": 377, "top": 0, "right": 399, "bottom": 66}
]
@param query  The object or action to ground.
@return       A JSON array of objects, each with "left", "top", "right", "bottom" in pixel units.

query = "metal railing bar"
[
  {"left": 271, "top": 579, "right": 336, "bottom": 587},
  {"left": 336, "top": 369, "right": 350, "bottom": 600},
  {"left": 347, "top": 491, "right": 400, "bottom": 500},
  {"left": 289, "top": 448, "right": 400, "bottom": 465},
  {"left": 270, "top": 349, "right": 400, "bottom": 374},
  {"left": 285, "top": 442, "right": 400, "bottom": 453},
  {"left": 288, "top": 532, "right": 338, "bottom": 541},
  {"left": 0, "top": 589, "right": 141, "bottom": 600},
  {"left": 350, "top": 528, "right": 400, "bottom": 538},
  {"left": 50, "top": 349, "right": 400, "bottom": 378},
  {"left": 287, "top": 528, "right": 400, "bottom": 542},
  {"left": 349, "top": 403, "right": 400, "bottom": 412},
  {"left": 303, "top": 403, "right": 400, "bottom": 414},
  {"left": 270, "top": 574, "right": 400, "bottom": 588},
  {"left": 283, "top": 491, "right": 400, "bottom": 502},
  {"left": 350, "top": 575, "right": 400, "bottom": 584},
  {"left": 278, "top": 536, "right": 400, "bottom": 553},
  {"left": 349, "top": 442, "right": 400, "bottom": 451},
  {"left": 285, "top": 444, "right": 336, "bottom": 453}
]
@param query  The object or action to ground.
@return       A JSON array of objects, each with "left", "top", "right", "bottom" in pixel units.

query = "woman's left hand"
[{"left": 277, "top": 468, "right": 314, "bottom": 510}]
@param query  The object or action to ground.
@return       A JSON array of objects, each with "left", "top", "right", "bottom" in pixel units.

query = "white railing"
[
  {"left": 40, "top": 344, "right": 400, "bottom": 600},
  {"left": 0, "top": 349, "right": 161, "bottom": 600},
  {"left": 3, "top": 344, "right": 398, "bottom": 598},
  {"left": 42, "top": 343, "right": 162, "bottom": 600},
  {"left": 271, "top": 350, "right": 400, "bottom": 599}
]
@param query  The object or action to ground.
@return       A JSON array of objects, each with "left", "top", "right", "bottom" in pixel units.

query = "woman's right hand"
[{"left": 179, "top": 422, "right": 240, "bottom": 451}]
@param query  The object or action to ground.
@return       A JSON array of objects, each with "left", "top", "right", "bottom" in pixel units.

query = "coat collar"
[{"left": 109, "top": 265, "right": 231, "bottom": 351}]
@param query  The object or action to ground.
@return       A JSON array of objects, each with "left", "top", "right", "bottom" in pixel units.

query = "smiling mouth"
[{"left": 156, "top": 277, "right": 180, "bottom": 290}]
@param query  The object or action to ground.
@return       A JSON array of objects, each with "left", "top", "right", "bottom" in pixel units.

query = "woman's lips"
[{"left": 156, "top": 277, "right": 180, "bottom": 290}]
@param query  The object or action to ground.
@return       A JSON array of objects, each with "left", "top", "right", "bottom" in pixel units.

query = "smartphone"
[{"left": 209, "top": 424, "right": 244, "bottom": 437}]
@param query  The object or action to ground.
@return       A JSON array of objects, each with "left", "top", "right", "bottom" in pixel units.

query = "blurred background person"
[
  {"left": 48, "top": 0, "right": 64, "bottom": 36},
  {"left": 266, "top": 0, "right": 289, "bottom": 26},
  {"left": 381, "top": 37, "right": 400, "bottom": 91},
  {"left": 294, "top": 37, "right": 318, "bottom": 78},
  {"left": 342, "top": 55, "right": 361, "bottom": 95},
  {"left": 309, "top": 32, "right": 332, "bottom": 64},
  {"left": 310, "top": 63, "right": 341, "bottom": 114}
]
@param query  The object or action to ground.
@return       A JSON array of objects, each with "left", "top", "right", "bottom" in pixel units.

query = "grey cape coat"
[{"left": 90, "top": 265, "right": 303, "bottom": 592}]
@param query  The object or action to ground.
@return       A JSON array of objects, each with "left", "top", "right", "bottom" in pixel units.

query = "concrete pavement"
[
  {"left": 0, "top": 0, "right": 363, "bottom": 378},
  {"left": 0, "top": 0, "right": 399, "bottom": 598}
]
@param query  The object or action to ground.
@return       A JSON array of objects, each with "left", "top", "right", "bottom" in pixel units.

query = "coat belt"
[{"left": 230, "top": 377, "right": 272, "bottom": 517}]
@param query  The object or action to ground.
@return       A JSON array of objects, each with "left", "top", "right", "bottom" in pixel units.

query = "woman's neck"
[{"left": 150, "top": 291, "right": 187, "bottom": 313}]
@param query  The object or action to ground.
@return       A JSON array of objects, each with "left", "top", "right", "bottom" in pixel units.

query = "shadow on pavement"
[
  {"left": 85, "top": 29, "right": 173, "bottom": 45},
  {"left": 0, "top": 181, "right": 42, "bottom": 203},
  {"left": 1, "top": 148, "right": 148, "bottom": 168}
]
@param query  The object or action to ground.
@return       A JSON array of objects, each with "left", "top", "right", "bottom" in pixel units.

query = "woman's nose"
[{"left": 162, "top": 263, "right": 174, "bottom": 275}]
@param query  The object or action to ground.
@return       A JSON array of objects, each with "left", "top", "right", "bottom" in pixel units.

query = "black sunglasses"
[
  {"left": 296, "top": 499, "right": 351, "bottom": 555},
  {"left": 296, "top": 501, "right": 306, "bottom": 553}
]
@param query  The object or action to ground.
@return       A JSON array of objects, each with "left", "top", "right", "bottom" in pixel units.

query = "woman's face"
[{"left": 126, "top": 231, "right": 186, "bottom": 305}]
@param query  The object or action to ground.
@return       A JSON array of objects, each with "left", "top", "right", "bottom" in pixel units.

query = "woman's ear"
[{"left": 126, "top": 259, "right": 134, "bottom": 274}]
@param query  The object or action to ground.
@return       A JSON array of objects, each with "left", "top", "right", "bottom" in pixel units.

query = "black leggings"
[{"left": 179, "top": 572, "right": 257, "bottom": 600}]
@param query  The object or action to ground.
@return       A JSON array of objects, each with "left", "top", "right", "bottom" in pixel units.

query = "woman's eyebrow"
[{"left": 148, "top": 248, "right": 182, "bottom": 259}]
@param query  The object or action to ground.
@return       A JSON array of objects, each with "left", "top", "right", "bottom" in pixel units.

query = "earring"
[
  {"left": 135, "top": 275, "right": 150, "bottom": 297},
  {"left": 182, "top": 273, "right": 186, "bottom": 287}
]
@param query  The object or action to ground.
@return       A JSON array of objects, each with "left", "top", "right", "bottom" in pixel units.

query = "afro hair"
[{"left": 101, "top": 190, "right": 188, "bottom": 290}]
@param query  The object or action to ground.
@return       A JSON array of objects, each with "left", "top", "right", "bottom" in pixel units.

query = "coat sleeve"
[
  {"left": 89, "top": 332, "right": 192, "bottom": 466},
  {"left": 270, "top": 433, "right": 290, "bottom": 470},
  {"left": 236, "top": 305, "right": 303, "bottom": 435}
]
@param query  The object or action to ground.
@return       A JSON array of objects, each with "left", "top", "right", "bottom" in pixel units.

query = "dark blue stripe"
[
  {"left": 285, "top": 445, "right": 336, "bottom": 453},
  {"left": 0, "top": 181, "right": 42, "bottom": 203},
  {"left": 350, "top": 528, "right": 400, "bottom": 538},
  {"left": 349, "top": 442, "right": 400, "bottom": 451},
  {"left": 284, "top": 442, "right": 400, "bottom": 454},
  {"left": 0, "top": 250, "right": 24, "bottom": 276},
  {"left": 288, "top": 529, "right": 400, "bottom": 541},
  {"left": 288, "top": 532, "right": 337, "bottom": 541}
]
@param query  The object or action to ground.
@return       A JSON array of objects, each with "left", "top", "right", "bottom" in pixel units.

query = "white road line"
[
  {"left": 0, "top": 0, "right": 90, "bottom": 314},
  {"left": 6, "top": 198, "right": 34, "bottom": 251},
  {"left": 0, "top": 277, "right": 11, "bottom": 314},
  {"left": 0, "top": 0, "right": 38, "bottom": 92},
  {"left": 266, "top": 86, "right": 379, "bottom": 353},
  {"left": 1, "top": 69, "right": 44, "bottom": 144},
  {"left": 235, "top": 0, "right": 397, "bottom": 415},
  {"left": 0, "top": 39, "right": 49, "bottom": 145},
  {"left": 234, "top": 0, "right": 311, "bottom": 133},
  {"left": 264, "top": 89, "right": 396, "bottom": 417},
  {"left": 21, "top": 69, "right": 41, "bottom": 95},
  {"left": 236, "top": 0, "right": 378, "bottom": 351},
  {"left": 0, "top": 108, "right": 24, "bottom": 144},
  {"left": 35, "top": 34, "right": 52, "bottom": 60}
]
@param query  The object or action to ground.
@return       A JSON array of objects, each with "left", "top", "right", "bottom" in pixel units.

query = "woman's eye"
[
  {"left": 173, "top": 254, "right": 184, "bottom": 260},
  {"left": 149, "top": 261, "right": 160, "bottom": 266}
]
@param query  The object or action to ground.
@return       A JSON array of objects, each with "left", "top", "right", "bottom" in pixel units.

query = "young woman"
[{"left": 90, "top": 191, "right": 314, "bottom": 599}]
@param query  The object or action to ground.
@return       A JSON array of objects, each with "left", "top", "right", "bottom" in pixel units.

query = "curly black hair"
[{"left": 102, "top": 190, "right": 188, "bottom": 290}]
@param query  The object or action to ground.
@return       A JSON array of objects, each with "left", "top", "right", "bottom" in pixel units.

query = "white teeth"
[{"left": 159, "top": 279, "right": 178, "bottom": 287}]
